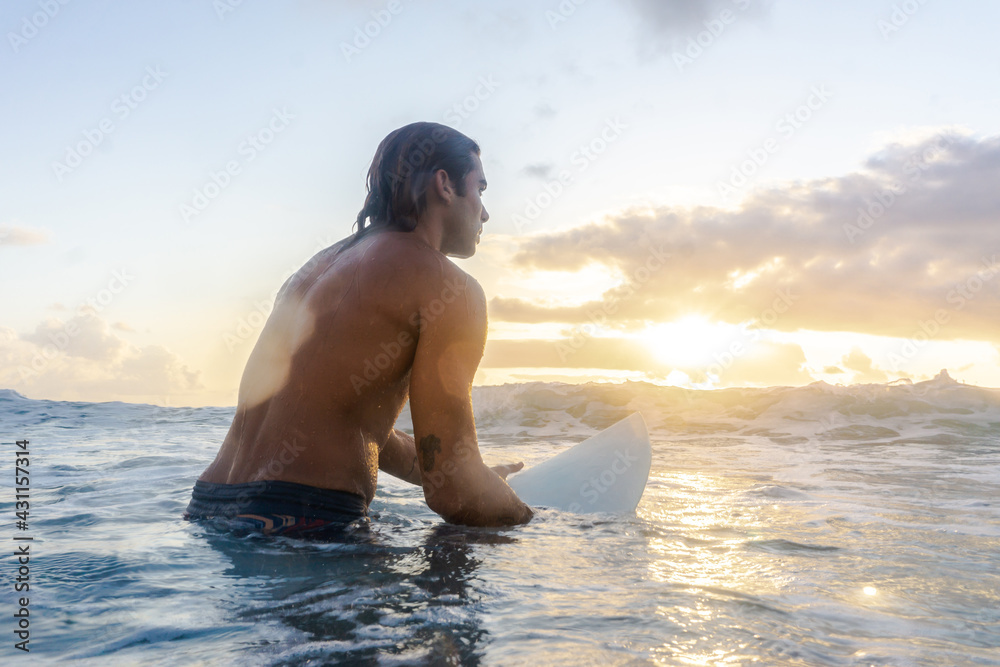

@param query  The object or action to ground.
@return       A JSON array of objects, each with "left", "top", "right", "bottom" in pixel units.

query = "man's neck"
[{"left": 411, "top": 211, "right": 445, "bottom": 253}]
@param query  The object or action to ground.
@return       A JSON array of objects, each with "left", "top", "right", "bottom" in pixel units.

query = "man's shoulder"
[{"left": 370, "top": 233, "right": 484, "bottom": 302}]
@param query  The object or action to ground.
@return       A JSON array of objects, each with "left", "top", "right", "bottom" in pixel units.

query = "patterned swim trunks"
[{"left": 184, "top": 479, "right": 370, "bottom": 538}]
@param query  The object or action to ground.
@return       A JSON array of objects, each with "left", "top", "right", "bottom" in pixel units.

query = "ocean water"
[{"left": 1, "top": 372, "right": 998, "bottom": 666}]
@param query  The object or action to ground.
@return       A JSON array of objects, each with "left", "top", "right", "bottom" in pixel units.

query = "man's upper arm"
[{"left": 407, "top": 271, "right": 488, "bottom": 512}]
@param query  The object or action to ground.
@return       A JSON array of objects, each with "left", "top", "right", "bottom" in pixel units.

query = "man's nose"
[{"left": 481, "top": 205, "right": 489, "bottom": 223}]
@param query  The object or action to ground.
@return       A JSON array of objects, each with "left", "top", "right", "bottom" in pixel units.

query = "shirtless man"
[{"left": 185, "top": 122, "right": 534, "bottom": 535}]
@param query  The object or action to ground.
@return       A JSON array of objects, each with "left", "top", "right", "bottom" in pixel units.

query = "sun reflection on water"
[
  {"left": 642, "top": 472, "right": 780, "bottom": 596},
  {"left": 639, "top": 469, "right": 805, "bottom": 665}
]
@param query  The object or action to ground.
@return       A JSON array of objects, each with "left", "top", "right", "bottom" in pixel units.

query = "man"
[{"left": 185, "top": 122, "right": 534, "bottom": 536}]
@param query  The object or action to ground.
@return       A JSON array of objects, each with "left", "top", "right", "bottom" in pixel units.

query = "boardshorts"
[{"left": 184, "top": 479, "right": 370, "bottom": 538}]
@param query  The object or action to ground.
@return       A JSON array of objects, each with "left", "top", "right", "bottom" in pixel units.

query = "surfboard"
[{"left": 507, "top": 412, "right": 651, "bottom": 514}]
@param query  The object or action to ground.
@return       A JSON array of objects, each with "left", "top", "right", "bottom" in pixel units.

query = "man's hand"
[{"left": 490, "top": 462, "right": 524, "bottom": 480}]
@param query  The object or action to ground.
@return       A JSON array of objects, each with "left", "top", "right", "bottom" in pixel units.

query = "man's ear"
[{"left": 430, "top": 168, "right": 454, "bottom": 203}]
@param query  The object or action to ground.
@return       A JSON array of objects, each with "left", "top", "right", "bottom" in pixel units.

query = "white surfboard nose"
[{"left": 507, "top": 412, "right": 652, "bottom": 514}]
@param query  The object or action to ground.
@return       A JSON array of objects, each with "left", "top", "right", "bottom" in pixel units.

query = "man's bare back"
[
  {"left": 200, "top": 232, "right": 474, "bottom": 503},
  {"left": 191, "top": 122, "right": 532, "bottom": 530}
]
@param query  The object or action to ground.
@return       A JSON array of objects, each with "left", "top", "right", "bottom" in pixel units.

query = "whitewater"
[{"left": 0, "top": 371, "right": 997, "bottom": 665}]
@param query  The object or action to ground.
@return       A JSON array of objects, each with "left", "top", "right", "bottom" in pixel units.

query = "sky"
[{"left": 2, "top": 0, "right": 999, "bottom": 407}]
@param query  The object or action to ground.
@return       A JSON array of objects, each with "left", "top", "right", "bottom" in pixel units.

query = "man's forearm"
[{"left": 380, "top": 428, "right": 422, "bottom": 485}]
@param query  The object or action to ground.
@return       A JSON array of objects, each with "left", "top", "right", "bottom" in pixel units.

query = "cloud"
[
  {"left": 480, "top": 336, "right": 813, "bottom": 387},
  {"left": 710, "top": 340, "right": 813, "bottom": 386},
  {"left": 491, "top": 296, "right": 608, "bottom": 324},
  {"left": 113, "top": 345, "right": 202, "bottom": 397},
  {"left": 626, "top": 0, "right": 771, "bottom": 52},
  {"left": 0, "top": 313, "right": 202, "bottom": 403},
  {"left": 840, "top": 347, "right": 889, "bottom": 384},
  {"left": 483, "top": 337, "right": 665, "bottom": 372},
  {"left": 521, "top": 162, "right": 556, "bottom": 180},
  {"left": 496, "top": 132, "right": 1000, "bottom": 343},
  {"left": 629, "top": 0, "right": 765, "bottom": 28},
  {"left": 534, "top": 102, "right": 557, "bottom": 119},
  {"left": 0, "top": 224, "right": 49, "bottom": 246},
  {"left": 23, "top": 315, "right": 124, "bottom": 362}
]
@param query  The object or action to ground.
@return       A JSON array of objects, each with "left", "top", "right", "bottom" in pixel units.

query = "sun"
[{"left": 638, "top": 316, "right": 738, "bottom": 368}]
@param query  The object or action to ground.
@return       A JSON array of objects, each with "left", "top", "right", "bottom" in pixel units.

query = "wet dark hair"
[{"left": 352, "top": 122, "right": 480, "bottom": 240}]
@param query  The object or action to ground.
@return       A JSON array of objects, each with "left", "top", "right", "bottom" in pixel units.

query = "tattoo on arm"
[{"left": 418, "top": 434, "right": 442, "bottom": 472}]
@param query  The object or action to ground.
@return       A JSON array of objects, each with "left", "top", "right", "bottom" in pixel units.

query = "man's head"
[
  {"left": 433, "top": 149, "right": 489, "bottom": 259},
  {"left": 355, "top": 122, "right": 485, "bottom": 253}
]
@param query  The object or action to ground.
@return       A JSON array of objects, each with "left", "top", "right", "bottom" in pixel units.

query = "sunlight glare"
[{"left": 639, "top": 316, "right": 737, "bottom": 368}]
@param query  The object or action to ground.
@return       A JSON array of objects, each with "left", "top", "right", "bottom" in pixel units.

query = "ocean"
[{"left": 1, "top": 372, "right": 998, "bottom": 666}]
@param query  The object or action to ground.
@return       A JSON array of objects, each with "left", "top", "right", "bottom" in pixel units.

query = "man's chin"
[{"left": 444, "top": 241, "right": 477, "bottom": 259}]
